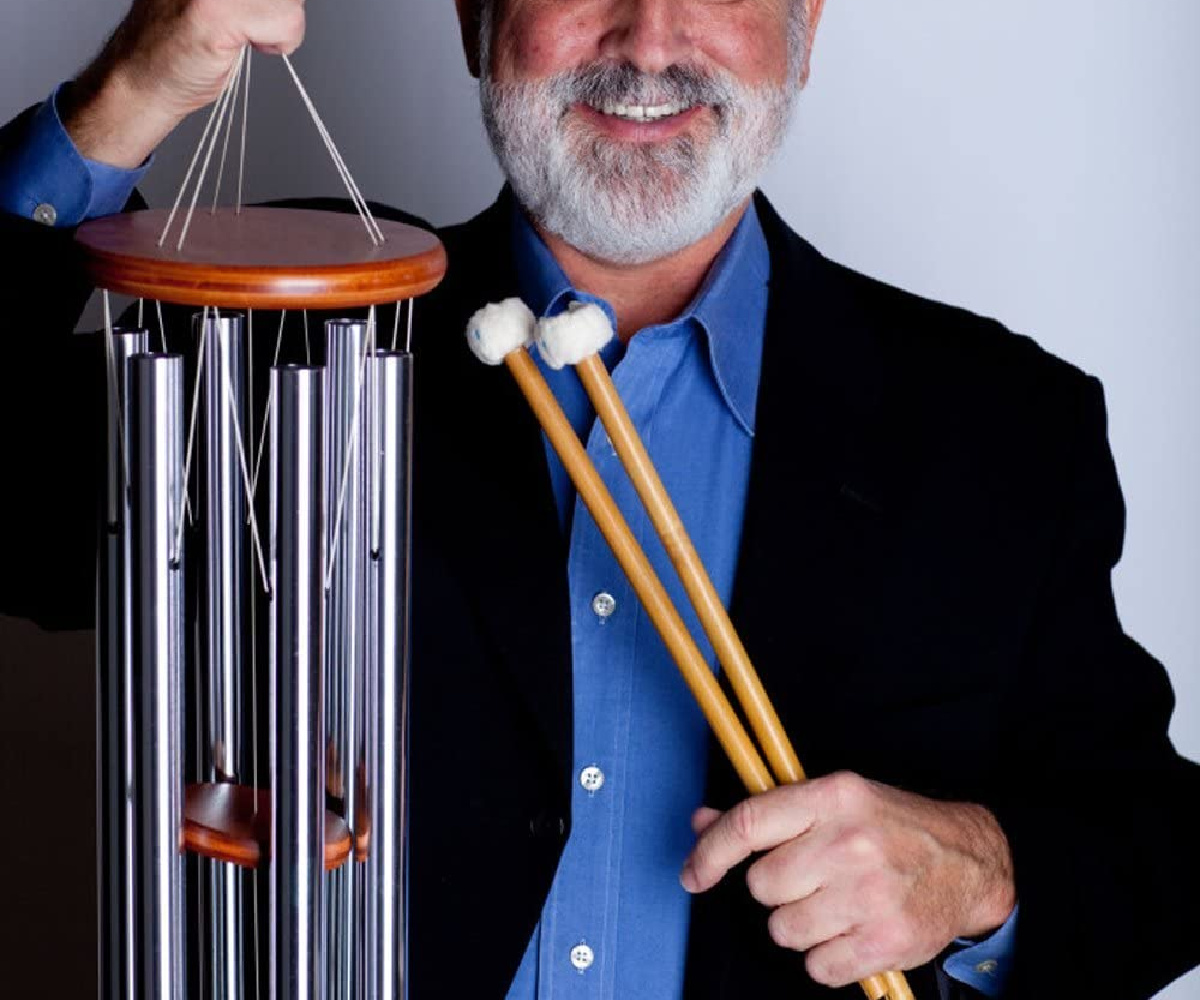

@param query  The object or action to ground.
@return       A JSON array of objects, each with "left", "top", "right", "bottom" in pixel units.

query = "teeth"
[{"left": 593, "top": 101, "right": 690, "bottom": 122}]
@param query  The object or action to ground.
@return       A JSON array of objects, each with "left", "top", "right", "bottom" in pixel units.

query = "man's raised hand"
[
  {"left": 61, "top": 0, "right": 306, "bottom": 169},
  {"left": 681, "top": 771, "right": 1017, "bottom": 988}
]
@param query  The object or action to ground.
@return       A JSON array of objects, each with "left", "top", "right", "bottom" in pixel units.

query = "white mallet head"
[
  {"left": 535, "top": 302, "right": 615, "bottom": 371},
  {"left": 465, "top": 298, "right": 537, "bottom": 365}
]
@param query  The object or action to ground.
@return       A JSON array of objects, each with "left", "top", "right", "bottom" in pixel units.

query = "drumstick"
[
  {"left": 468, "top": 302, "right": 907, "bottom": 1000},
  {"left": 576, "top": 352, "right": 804, "bottom": 781},
  {"left": 536, "top": 305, "right": 913, "bottom": 1000},
  {"left": 505, "top": 347, "right": 772, "bottom": 793},
  {"left": 506, "top": 348, "right": 904, "bottom": 1000}
]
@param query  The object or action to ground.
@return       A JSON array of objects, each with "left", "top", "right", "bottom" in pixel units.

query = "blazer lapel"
[
  {"left": 726, "top": 194, "right": 900, "bottom": 784},
  {"left": 418, "top": 193, "right": 575, "bottom": 778}
]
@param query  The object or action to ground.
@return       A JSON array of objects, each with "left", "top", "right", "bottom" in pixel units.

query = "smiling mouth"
[{"left": 585, "top": 100, "right": 698, "bottom": 123}]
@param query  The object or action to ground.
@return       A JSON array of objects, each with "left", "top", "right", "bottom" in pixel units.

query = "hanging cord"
[
  {"left": 101, "top": 291, "right": 130, "bottom": 526},
  {"left": 158, "top": 52, "right": 245, "bottom": 248},
  {"left": 174, "top": 51, "right": 246, "bottom": 250},
  {"left": 324, "top": 306, "right": 376, "bottom": 591},
  {"left": 214, "top": 317, "right": 271, "bottom": 594},
  {"left": 210, "top": 45, "right": 248, "bottom": 214},
  {"left": 279, "top": 53, "right": 384, "bottom": 245},
  {"left": 156, "top": 301, "right": 168, "bottom": 353},
  {"left": 171, "top": 309, "right": 209, "bottom": 565},
  {"left": 250, "top": 310, "right": 287, "bottom": 500},
  {"left": 237, "top": 48, "right": 252, "bottom": 214}
]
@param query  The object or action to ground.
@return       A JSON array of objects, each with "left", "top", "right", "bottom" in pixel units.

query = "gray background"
[{"left": 1, "top": 0, "right": 1196, "bottom": 995}]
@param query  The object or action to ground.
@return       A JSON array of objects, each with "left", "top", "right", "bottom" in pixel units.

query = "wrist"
[
  {"left": 956, "top": 803, "right": 1017, "bottom": 939},
  {"left": 61, "top": 64, "right": 180, "bottom": 170}
]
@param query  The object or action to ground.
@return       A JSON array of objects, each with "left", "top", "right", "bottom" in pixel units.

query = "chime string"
[
  {"left": 237, "top": 48, "right": 252, "bottom": 214},
  {"left": 156, "top": 300, "right": 167, "bottom": 353},
  {"left": 214, "top": 317, "right": 271, "bottom": 593},
  {"left": 250, "top": 309, "right": 287, "bottom": 500},
  {"left": 406, "top": 298, "right": 415, "bottom": 354},
  {"left": 157, "top": 52, "right": 244, "bottom": 248},
  {"left": 279, "top": 52, "right": 384, "bottom": 244},
  {"left": 175, "top": 50, "right": 247, "bottom": 250},
  {"left": 369, "top": 308, "right": 380, "bottom": 556},
  {"left": 101, "top": 290, "right": 129, "bottom": 525},
  {"left": 325, "top": 305, "right": 376, "bottom": 591},
  {"left": 210, "top": 44, "right": 248, "bottom": 214},
  {"left": 171, "top": 308, "right": 208, "bottom": 565}
]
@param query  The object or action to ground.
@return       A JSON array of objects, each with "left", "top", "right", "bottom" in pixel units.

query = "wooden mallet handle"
[
  {"left": 505, "top": 348, "right": 773, "bottom": 793},
  {"left": 506, "top": 350, "right": 912, "bottom": 1000},
  {"left": 573, "top": 355, "right": 913, "bottom": 1000}
]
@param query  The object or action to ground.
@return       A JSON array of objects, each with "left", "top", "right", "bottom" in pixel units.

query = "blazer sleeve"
[
  {"left": 0, "top": 105, "right": 143, "bottom": 629},
  {"left": 995, "top": 373, "right": 1200, "bottom": 998}
]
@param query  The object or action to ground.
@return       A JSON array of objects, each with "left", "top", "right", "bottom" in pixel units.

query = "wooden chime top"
[{"left": 76, "top": 206, "right": 447, "bottom": 310}]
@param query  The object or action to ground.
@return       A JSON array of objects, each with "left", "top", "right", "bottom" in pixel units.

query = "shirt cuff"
[
  {"left": 942, "top": 905, "right": 1018, "bottom": 998},
  {"left": 0, "top": 83, "right": 149, "bottom": 227}
]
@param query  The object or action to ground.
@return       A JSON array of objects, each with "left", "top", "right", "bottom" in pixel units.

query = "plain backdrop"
[{"left": 1, "top": 0, "right": 1197, "bottom": 996}]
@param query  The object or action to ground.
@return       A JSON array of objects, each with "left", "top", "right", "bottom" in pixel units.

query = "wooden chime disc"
[
  {"left": 75, "top": 206, "right": 447, "bottom": 310},
  {"left": 183, "top": 782, "right": 353, "bottom": 872}
]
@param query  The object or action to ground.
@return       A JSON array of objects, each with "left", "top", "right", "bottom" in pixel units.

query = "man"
[{"left": 1, "top": 1, "right": 1197, "bottom": 997}]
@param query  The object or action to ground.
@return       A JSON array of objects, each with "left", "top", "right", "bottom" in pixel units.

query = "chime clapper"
[{"left": 466, "top": 301, "right": 913, "bottom": 1000}]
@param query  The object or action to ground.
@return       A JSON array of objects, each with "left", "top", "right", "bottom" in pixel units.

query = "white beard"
[{"left": 480, "top": 55, "right": 800, "bottom": 265}]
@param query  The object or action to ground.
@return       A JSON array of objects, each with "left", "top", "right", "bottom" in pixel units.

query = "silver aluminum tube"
[
  {"left": 270, "top": 366, "right": 325, "bottom": 1000},
  {"left": 323, "top": 319, "right": 370, "bottom": 1000},
  {"left": 198, "top": 310, "right": 249, "bottom": 1000},
  {"left": 128, "top": 354, "right": 187, "bottom": 1000},
  {"left": 98, "top": 328, "right": 148, "bottom": 1000},
  {"left": 364, "top": 351, "right": 414, "bottom": 1000}
]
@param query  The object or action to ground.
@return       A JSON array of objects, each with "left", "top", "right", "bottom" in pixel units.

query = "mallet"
[{"left": 469, "top": 300, "right": 911, "bottom": 1000}]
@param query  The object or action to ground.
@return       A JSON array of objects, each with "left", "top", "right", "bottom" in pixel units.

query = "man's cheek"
[{"left": 495, "top": 8, "right": 605, "bottom": 81}]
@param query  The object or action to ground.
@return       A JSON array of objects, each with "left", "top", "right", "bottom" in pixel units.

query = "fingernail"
[{"left": 680, "top": 863, "right": 697, "bottom": 893}]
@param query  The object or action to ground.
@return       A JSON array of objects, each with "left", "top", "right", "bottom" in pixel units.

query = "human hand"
[
  {"left": 61, "top": 0, "right": 306, "bottom": 168},
  {"left": 681, "top": 772, "right": 1016, "bottom": 988}
]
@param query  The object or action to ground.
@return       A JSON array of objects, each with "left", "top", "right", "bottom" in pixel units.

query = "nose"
[{"left": 599, "top": 0, "right": 695, "bottom": 75}]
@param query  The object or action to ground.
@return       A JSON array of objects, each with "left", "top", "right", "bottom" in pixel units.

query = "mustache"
[{"left": 552, "top": 61, "right": 734, "bottom": 109}]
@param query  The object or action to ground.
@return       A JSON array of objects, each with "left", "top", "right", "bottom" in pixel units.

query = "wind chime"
[{"left": 76, "top": 46, "right": 444, "bottom": 1000}]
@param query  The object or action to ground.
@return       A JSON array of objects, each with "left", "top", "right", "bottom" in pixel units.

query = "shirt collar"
[{"left": 510, "top": 201, "right": 770, "bottom": 436}]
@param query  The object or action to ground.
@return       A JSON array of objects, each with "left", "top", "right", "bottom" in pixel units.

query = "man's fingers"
[
  {"left": 690, "top": 806, "right": 722, "bottom": 835},
  {"left": 803, "top": 927, "right": 912, "bottom": 990},
  {"left": 744, "top": 827, "right": 829, "bottom": 907},
  {"left": 235, "top": 0, "right": 306, "bottom": 56},
  {"left": 681, "top": 785, "right": 819, "bottom": 894},
  {"left": 765, "top": 889, "right": 856, "bottom": 956}
]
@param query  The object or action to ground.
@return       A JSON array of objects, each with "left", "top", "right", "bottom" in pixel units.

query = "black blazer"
[{"left": 2, "top": 103, "right": 1198, "bottom": 998}]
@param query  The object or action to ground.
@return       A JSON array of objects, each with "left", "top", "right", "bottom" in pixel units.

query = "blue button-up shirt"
[
  {"left": 1, "top": 89, "right": 1017, "bottom": 998},
  {"left": 0, "top": 85, "right": 148, "bottom": 226}
]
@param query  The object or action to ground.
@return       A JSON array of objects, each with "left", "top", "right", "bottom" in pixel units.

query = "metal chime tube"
[
  {"left": 270, "top": 366, "right": 325, "bottom": 1000},
  {"left": 198, "top": 310, "right": 249, "bottom": 1000},
  {"left": 323, "top": 319, "right": 371, "bottom": 1000},
  {"left": 98, "top": 328, "right": 148, "bottom": 1000},
  {"left": 128, "top": 354, "right": 187, "bottom": 1000},
  {"left": 364, "top": 351, "right": 414, "bottom": 1000}
]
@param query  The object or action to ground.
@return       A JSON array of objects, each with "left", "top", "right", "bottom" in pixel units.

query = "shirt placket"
[{"left": 535, "top": 334, "right": 682, "bottom": 998}]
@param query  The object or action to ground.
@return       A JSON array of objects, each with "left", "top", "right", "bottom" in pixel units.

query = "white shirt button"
[
  {"left": 974, "top": 959, "right": 998, "bottom": 975},
  {"left": 32, "top": 202, "right": 57, "bottom": 226},
  {"left": 569, "top": 943, "right": 594, "bottom": 971},
  {"left": 579, "top": 765, "right": 605, "bottom": 793},
  {"left": 591, "top": 591, "right": 617, "bottom": 620}
]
